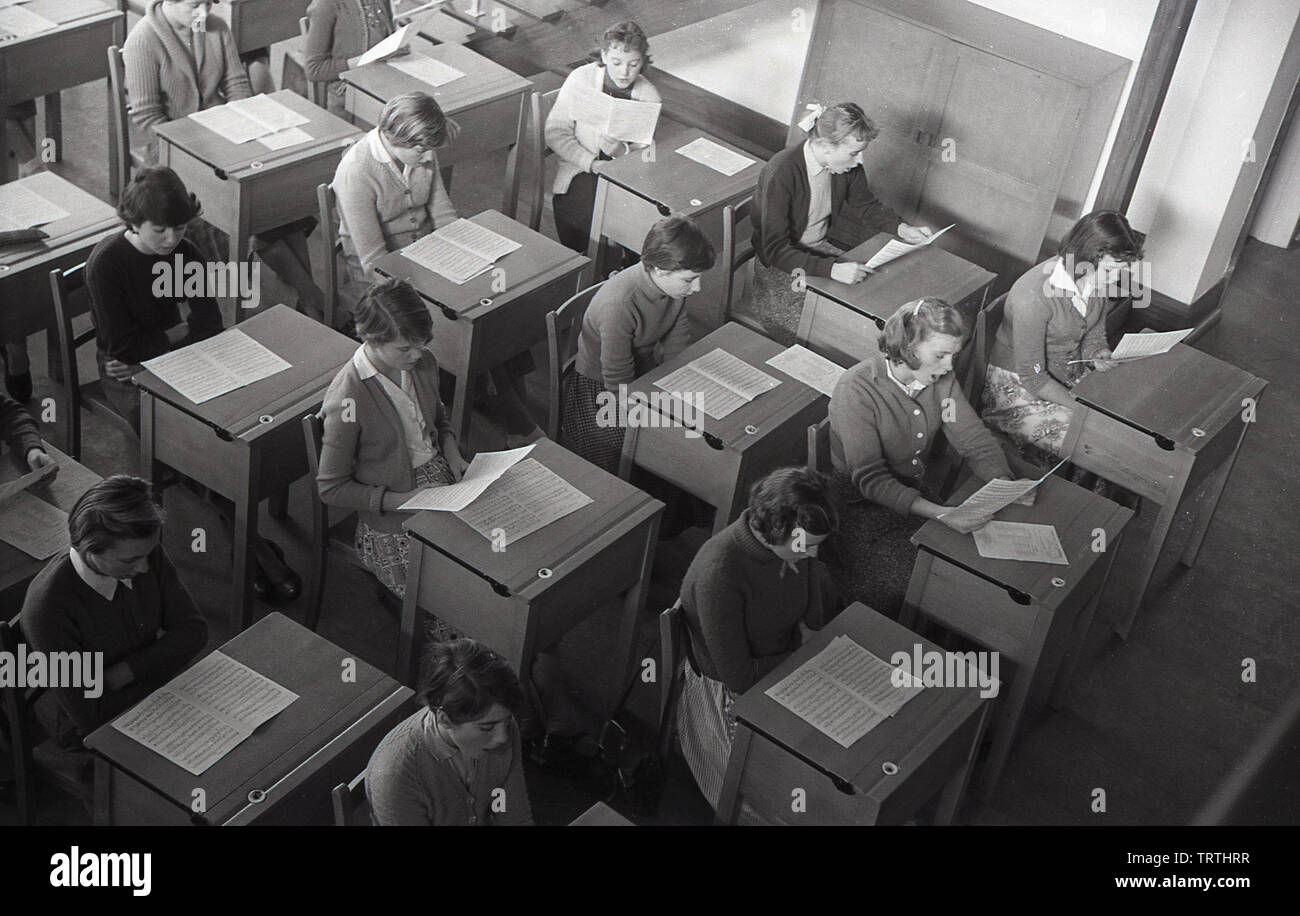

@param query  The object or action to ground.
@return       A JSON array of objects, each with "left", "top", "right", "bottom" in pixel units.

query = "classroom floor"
[{"left": 3, "top": 6, "right": 1297, "bottom": 825}]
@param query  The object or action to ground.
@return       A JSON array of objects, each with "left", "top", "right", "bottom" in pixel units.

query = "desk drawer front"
[
  {"left": 626, "top": 424, "right": 740, "bottom": 507},
  {"left": 413, "top": 549, "right": 531, "bottom": 670},
  {"left": 910, "top": 555, "right": 1038, "bottom": 658},
  {"left": 736, "top": 728, "right": 879, "bottom": 825},
  {"left": 1066, "top": 408, "right": 1183, "bottom": 504},
  {"left": 800, "top": 292, "right": 884, "bottom": 367},
  {"left": 245, "top": 153, "right": 349, "bottom": 235},
  {"left": 597, "top": 186, "right": 664, "bottom": 252},
  {"left": 3, "top": 21, "right": 116, "bottom": 100}
]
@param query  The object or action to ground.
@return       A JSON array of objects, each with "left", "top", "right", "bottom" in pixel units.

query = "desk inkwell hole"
[
  {"left": 744, "top": 425, "right": 759, "bottom": 436},
  {"left": 0, "top": 265, "right": 9, "bottom": 274},
  {"left": 247, "top": 789, "right": 267, "bottom": 804},
  {"left": 259, "top": 414, "right": 274, "bottom": 425},
  {"left": 690, "top": 198, "right": 702, "bottom": 207},
  {"left": 1192, "top": 427, "right": 1206, "bottom": 437},
  {"left": 479, "top": 298, "right": 493, "bottom": 308},
  {"left": 537, "top": 567, "right": 553, "bottom": 580},
  {"left": 250, "top": 161, "right": 264, "bottom": 171},
  {"left": 1051, "top": 577, "right": 1066, "bottom": 588},
  {"left": 881, "top": 761, "right": 899, "bottom": 776}
]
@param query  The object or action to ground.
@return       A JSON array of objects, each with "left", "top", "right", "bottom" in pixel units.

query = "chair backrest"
[
  {"left": 331, "top": 769, "right": 369, "bottom": 826},
  {"left": 318, "top": 183, "right": 343, "bottom": 330},
  {"left": 528, "top": 88, "right": 561, "bottom": 232},
  {"left": 967, "top": 292, "right": 1006, "bottom": 412},
  {"left": 545, "top": 280, "right": 605, "bottom": 442},
  {"left": 301, "top": 412, "right": 331, "bottom": 631},
  {"left": 656, "top": 599, "right": 695, "bottom": 762},
  {"left": 1, "top": 615, "right": 42, "bottom": 825},
  {"left": 107, "top": 45, "right": 131, "bottom": 203},
  {"left": 721, "top": 197, "right": 757, "bottom": 324},
  {"left": 807, "top": 416, "right": 831, "bottom": 472},
  {"left": 49, "top": 265, "right": 96, "bottom": 461}
]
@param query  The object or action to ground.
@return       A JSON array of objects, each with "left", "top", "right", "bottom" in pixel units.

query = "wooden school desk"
[
  {"left": 373, "top": 209, "right": 587, "bottom": 444},
  {"left": 797, "top": 232, "right": 996, "bottom": 367},
  {"left": 619, "top": 321, "right": 827, "bottom": 535},
  {"left": 587, "top": 123, "right": 765, "bottom": 335},
  {"left": 84, "top": 612, "right": 413, "bottom": 826},
  {"left": 716, "top": 602, "right": 991, "bottom": 826},
  {"left": 340, "top": 41, "right": 532, "bottom": 212},
  {"left": 154, "top": 89, "right": 361, "bottom": 319},
  {"left": 900, "top": 474, "right": 1133, "bottom": 800},
  {"left": 0, "top": 1, "right": 123, "bottom": 179},
  {"left": 0, "top": 172, "right": 120, "bottom": 377},
  {"left": 569, "top": 801, "right": 634, "bottom": 825},
  {"left": 397, "top": 438, "right": 663, "bottom": 713},
  {"left": 0, "top": 442, "right": 100, "bottom": 601},
  {"left": 134, "top": 305, "right": 357, "bottom": 635},
  {"left": 1062, "top": 343, "right": 1266, "bottom": 639}
]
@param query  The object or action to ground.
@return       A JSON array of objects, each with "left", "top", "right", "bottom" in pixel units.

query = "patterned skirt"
[
  {"left": 750, "top": 243, "right": 845, "bottom": 347},
  {"left": 820, "top": 471, "right": 924, "bottom": 619},
  {"left": 677, "top": 662, "right": 736, "bottom": 812},
  {"left": 980, "top": 364, "right": 1083, "bottom": 468},
  {"left": 559, "top": 370, "right": 625, "bottom": 475}
]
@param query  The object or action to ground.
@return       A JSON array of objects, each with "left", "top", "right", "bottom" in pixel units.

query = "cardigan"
[
  {"left": 86, "top": 232, "right": 224, "bottom": 365},
  {"left": 123, "top": 2, "right": 251, "bottom": 134},
  {"left": 304, "top": 0, "right": 394, "bottom": 85},
  {"left": 829, "top": 349, "right": 1012, "bottom": 515},
  {"left": 680, "top": 510, "right": 840, "bottom": 693},
  {"left": 574, "top": 262, "right": 691, "bottom": 389},
  {"left": 1, "top": 392, "right": 42, "bottom": 463},
  {"left": 317, "top": 350, "right": 456, "bottom": 533},
  {"left": 366, "top": 707, "right": 533, "bottom": 826},
  {"left": 989, "top": 257, "right": 1111, "bottom": 396},
  {"left": 22, "top": 546, "right": 209, "bottom": 736},
  {"left": 332, "top": 128, "right": 458, "bottom": 276},
  {"left": 751, "top": 140, "right": 900, "bottom": 278},
  {"left": 545, "top": 61, "right": 661, "bottom": 195}
]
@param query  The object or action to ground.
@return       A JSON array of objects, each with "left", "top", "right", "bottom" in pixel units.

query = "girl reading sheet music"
[{"left": 305, "top": 0, "right": 396, "bottom": 117}]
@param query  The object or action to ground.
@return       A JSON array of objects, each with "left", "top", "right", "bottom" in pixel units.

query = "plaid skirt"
[
  {"left": 677, "top": 661, "right": 736, "bottom": 812},
  {"left": 750, "top": 243, "right": 844, "bottom": 347},
  {"left": 560, "top": 370, "right": 624, "bottom": 475},
  {"left": 980, "top": 364, "right": 1083, "bottom": 468},
  {"left": 821, "top": 471, "right": 924, "bottom": 619}
]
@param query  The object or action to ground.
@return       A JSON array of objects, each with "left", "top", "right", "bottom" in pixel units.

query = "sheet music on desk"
[
  {"left": 973, "top": 521, "right": 1069, "bottom": 565},
  {"left": 0, "top": 183, "right": 69, "bottom": 230},
  {"left": 390, "top": 53, "right": 465, "bottom": 87},
  {"left": 0, "top": 462, "right": 56, "bottom": 504},
  {"left": 766, "top": 636, "right": 923, "bottom": 747},
  {"left": 655, "top": 348, "right": 780, "bottom": 420},
  {"left": 189, "top": 95, "right": 310, "bottom": 145},
  {"left": 142, "top": 328, "right": 292, "bottom": 405},
  {"left": 111, "top": 651, "right": 298, "bottom": 776},
  {"left": 765, "top": 345, "right": 845, "bottom": 397},
  {"left": 400, "top": 218, "right": 521, "bottom": 284},
  {"left": 455, "top": 458, "right": 592, "bottom": 545},
  {"left": 0, "top": 490, "right": 68, "bottom": 559},
  {"left": 863, "top": 224, "right": 955, "bottom": 271},
  {"left": 675, "top": 137, "right": 755, "bottom": 177}
]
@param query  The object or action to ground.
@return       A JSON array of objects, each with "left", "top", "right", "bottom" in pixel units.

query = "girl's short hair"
[
  {"left": 68, "top": 476, "right": 164, "bottom": 556},
  {"left": 353, "top": 279, "right": 433, "bottom": 345},
  {"left": 748, "top": 466, "right": 838, "bottom": 545},
  {"left": 596, "top": 20, "right": 652, "bottom": 67},
  {"left": 378, "top": 91, "right": 460, "bottom": 150},
  {"left": 1058, "top": 210, "right": 1145, "bottom": 273},
  {"left": 641, "top": 216, "right": 716, "bottom": 272},
  {"left": 809, "top": 101, "right": 879, "bottom": 146},
  {"left": 879, "top": 297, "right": 968, "bottom": 369},
  {"left": 420, "top": 638, "right": 526, "bottom": 724},
  {"left": 117, "top": 167, "right": 202, "bottom": 229}
]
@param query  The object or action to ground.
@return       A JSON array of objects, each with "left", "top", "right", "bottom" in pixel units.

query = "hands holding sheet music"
[
  {"left": 897, "top": 223, "right": 933, "bottom": 244},
  {"left": 1087, "top": 348, "right": 1119, "bottom": 371},
  {"left": 830, "top": 261, "right": 872, "bottom": 284}
]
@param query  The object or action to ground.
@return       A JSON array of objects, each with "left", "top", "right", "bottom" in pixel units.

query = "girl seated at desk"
[
  {"left": 304, "top": 0, "right": 396, "bottom": 118},
  {"left": 124, "top": 0, "right": 326, "bottom": 322},
  {"left": 749, "top": 101, "right": 932, "bottom": 345},
  {"left": 981, "top": 210, "right": 1145, "bottom": 466},
  {"left": 87, "top": 167, "right": 303, "bottom": 605},
  {"left": 677, "top": 466, "right": 842, "bottom": 813},
  {"left": 826, "top": 298, "right": 1019, "bottom": 615},
  {"left": 333, "top": 91, "right": 542, "bottom": 442},
  {"left": 22, "top": 475, "right": 208, "bottom": 744},
  {"left": 366, "top": 638, "right": 533, "bottom": 825},
  {"left": 546, "top": 20, "right": 661, "bottom": 255}
]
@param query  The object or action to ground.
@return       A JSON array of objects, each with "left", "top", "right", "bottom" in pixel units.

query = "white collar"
[
  {"left": 1048, "top": 257, "right": 1095, "bottom": 299},
  {"left": 885, "top": 359, "right": 927, "bottom": 397},
  {"left": 353, "top": 343, "right": 382, "bottom": 380},
  {"left": 803, "top": 140, "right": 828, "bottom": 178},
  {"left": 367, "top": 127, "right": 395, "bottom": 165},
  {"left": 69, "top": 547, "right": 132, "bottom": 602}
]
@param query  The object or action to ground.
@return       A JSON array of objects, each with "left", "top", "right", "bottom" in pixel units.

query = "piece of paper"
[
  {"left": 400, "top": 218, "right": 521, "bottom": 284},
  {"left": 256, "top": 126, "right": 314, "bottom": 150},
  {"left": 141, "top": 328, "right": 291, "bottom": 405},
  {"left": 0, "top": 4, "right": 57, "bottom": 39},
  {"left": 675, "top": 137, "right": 756, "bottom": 177},
  {"left": 398, "top": 445, "right": 534, "bottom": 511},
  {"left": 356, "top": 22, "right": 411, "bottom": 67},
  {"left": 973, "top": 521, "right": 1069, "bottom": 565},
  {"left": 111, "top": 651, "right": 298, "bottom": 776},
  {"left": 0, "top": 490, "right": 68, "bottom": 559},
  {"left": 436, "top": 218, "right": 521, "bottom": 262},
  {"left": 0, "top": 463, "right": 56, "bottom": 504},
  {"left": 568, "top": 84, "right": 661, "bottom": 145},
  {"left": 227, "top": 94, "right": 310, "bottom": 132},
  {"left": 1109, "top": 328, "right": 1194, "bottom": 361},
  {"left": 655, "top": 348, "right": 781, "bottom": 420},
  {"left": 765, "top": 345, "right": 845, "bottom": 397},
  {"left": 22, "top": 0, "right": 111, "bottom": 25},
  {"left": 188, "top": 105, "right": 273, "bottom": 145},
  {"left": 765, "top": 636, "right": 923, "bottom": 748},
  {"left": 937, "top": 458, "right": 1066, "bottom": 528},
  {"left": 863, "top": 223, "right": 955, "bottom": 271},
  {"left": 455, "top": 458, "right": 593, "bottom": 545},
  {"left": 0, "top": 183, "right": 70, "bottom": 230},
  {"left": 389, "top": 53, "right": 465, "bottom": 87}
]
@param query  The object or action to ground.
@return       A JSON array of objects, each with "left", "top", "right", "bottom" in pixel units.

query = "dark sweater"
[
  {"left": 1, "top": 392, "right": 42, "bottom": 461},
  {"left": 22, "top": 546, "right": 209, "bottom": 735},
  {"left": 751, "top": 140, "right": 901, "bottom": 278},
  {"left": 86, "top": 232, "right": 224, "bottom": 365},
  {"left": 680, "top": 510, "right": 841, "bottom": 694}
]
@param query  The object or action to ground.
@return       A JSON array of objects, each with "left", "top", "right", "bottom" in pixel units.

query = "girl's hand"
[
  {"left": 445, "top": 448, "right": 469, "bottom": 481},
  {"left": 830, "top": 261, "right": 870, "bottom": 284},
  {"left": 1090, "top": 349, "right": 1118, "bottom": 371},
  {"left": 898, "top": 223, "right": 933, "bottom": 244},
  {"left": 938, "top": 509, "right": 994, "bottom": 535},
  {"left": 26, "top": 449, "right": 58, "bottom": 480},
  {"left": 103, "top": 359, "right": 142, "bottom": 382}
]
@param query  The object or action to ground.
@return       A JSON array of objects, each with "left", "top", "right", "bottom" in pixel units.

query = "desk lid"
[
  {"left": 911, "top": 474, "right": 1133, "bottom": 608},
  {"left": 0, "top": 172, "right": 119, "bottom": 269},
  {"left": 132, "top": 304, "right": 356, "bottom": 437},
  {"left": 404, "top": 438, "right": 662, "bottom": 596},
  {"left": 0, "top": 2, "right": 118, "bottom": 43},
  {"left": 341, "top": 40, "right": 532, "bottom": 114},
  {"left": 595, "top": 124, "right": 764, "bottom": 216},
  {"left": 1072, "top": 344, "right": 1267, "bottom": 450},
  {"left": 731, "top": 603, "right": 988, "bottom": 792}
]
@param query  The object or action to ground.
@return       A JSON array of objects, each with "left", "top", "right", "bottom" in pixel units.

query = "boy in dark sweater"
[{"left": 1, "top": 391, "right": 56, "bottom": 476}]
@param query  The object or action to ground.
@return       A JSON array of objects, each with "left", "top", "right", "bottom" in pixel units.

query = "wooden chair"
[
  {"left": 281, "top": 17, "right": 323, "bottom": 108},
  {"left": 330, "top": 769, "right": 369, "bottom": 826},
  {"left": 523, "top": 87, "right": 561, "bottom": 232},
  {"left": 967, "top": 292, "right": 1006, "bottom": 412},
  {"left": 722, "top": 197, "right": 763, "bottom": 333},
  {"left": 544, "top": 280, "right": 605, "bottom": 442},
  {"left": 806, "top": 416, "right": 831, "bottom": 472},
  {"left": 107, "top": 45, "right": 150, "bottom": 204},
  {"left": 49, "top": 265, "right": 138, "bottom": 462},
  {"left": 656, "top": 599, "right": 698, "bottom": 763},
  {"left": 317, "top": 183, "right": 346, "bottom": 332}
]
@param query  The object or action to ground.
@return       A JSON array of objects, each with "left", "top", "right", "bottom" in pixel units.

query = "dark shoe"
[
  {"left": 4, "top": 369, "right": 32, "bottom": 403},
  {"left": 255, "top": 539, "right": 302, "bottom": 604}
]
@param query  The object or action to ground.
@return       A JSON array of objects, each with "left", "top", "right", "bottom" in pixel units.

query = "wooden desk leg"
[
  {"left": 139, "top": 392, "right": 160, "bottom": 486},
  {"left": 611, "top": 513, "right": 661, "bottom": 713},
  {"left": 713, "top": 473, "right": 746, "bottom": 535},
  {"left": 976, "top": 614, "right": 1052, "bottom": 802},
  {"left": 714, "top": 723, "right": 753, "bottom": 826},
  {"left": 1050, "top": 534, "right": 1124, "bottom": 710},
  {"left": 1116, "top": 472, "right": 1189, "bottom": 640},
  {"left": 396, "top": 541, "right": 426, "bottom": 686},
  {"left": 268, "top": 487, "right": 289, "bottom": 520},
  {"left": 231, "top": 450, "right": 258, "bottom": 634},
  {"left": 934, "top": 700, "right": 991, "bottom": 825},
  {"left": 93, "top": 756, "right": 113, "bottom": 826},
  {"left": 233, "top": 192, "right": 254, "bottom": 323},
  {"left": 1180, "top": 422, "right": 1249, "bottom": 569},
  {"left": 35, "top": 93, "right": 61, "bottom": 162},
  {"left": 586, "top": 178, "right": 610, "bottom": 285},
  {"left": 898, "top": 551, "right": 935, "bottom": 631}
]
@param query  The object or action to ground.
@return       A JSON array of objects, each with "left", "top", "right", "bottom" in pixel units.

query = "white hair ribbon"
[{"left": 797, "top": 102, "right": 825, "bottom": 133}]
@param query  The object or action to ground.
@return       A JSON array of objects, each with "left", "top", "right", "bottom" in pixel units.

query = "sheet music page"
[
  {"left": 256, "top": 126, "right": 314, "bottom": 150},
  {"left": 0, "top": 183, "right": 69, "bottom": 229},
  {"left": 1109, "top": 328, "right": 1193, "bottom": 360},
  {"left": 863, "top": 223, "right": 955, "bottom": 270},
  {"left": 401, "top": 232, "right": 491, "bottom": 284},
  {"left": 142, "top": 329, "right": 290, "bottom": 405},
  {"left": 434, "top": 219, "right": 522, "bottom": 262},
  {"left": 168, "top": 651, "right": 298, "bottom": 730},
  {"left": 817, "top": 635, "right": 923, "bottom": 716},
  {"left": 675, "top": 137, "right": 756, "bottom": 177},
  {"left": 455, "top": 458, "right": 592, "bottom": 544},
  {"left": 938, "top": 458, "right": 1065, "bottom": 528},
  {"left": 765, "top": 345, "right": 845, "bottom": 396},
  {"left": 0, "top": 4, "right": 57, "bottom": 38},
  {"left": 227, "top": 94, "right": 310, "bottom": 132},
  {"left": 653, "top": 364, "right": 747, "bottom": 420},
  {"left": 0, "top": 490, "right": 69, "bottom": 559},
  {"left": 693, "top": 348, "right": 781, "bottom": 399},
  {"left": 356, "top": 22, "right": 411, "bottom": 66},
  {"left": 973, "top": 521, "right": 1070, "bottom": 565},
  {"left": 389, "top": 53, "right": 465, "bottom": 87},
  {"left": 569, "top": 83, "right": 615, "bottom": 132},
  {"left": 193, "top": 329, "right": 291, "bottom": 387},
  {"left": 605, "top": 97, "right": 661, "bottom": 145},
  {"left": 0, "top": 463, "right": 56, "bottom": 504},
  {"left": 398, "top": 445, "right": 534, "bottom": 511},
  {"left": 188, "top": 105, "right": 272, "bottom": 144}
]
